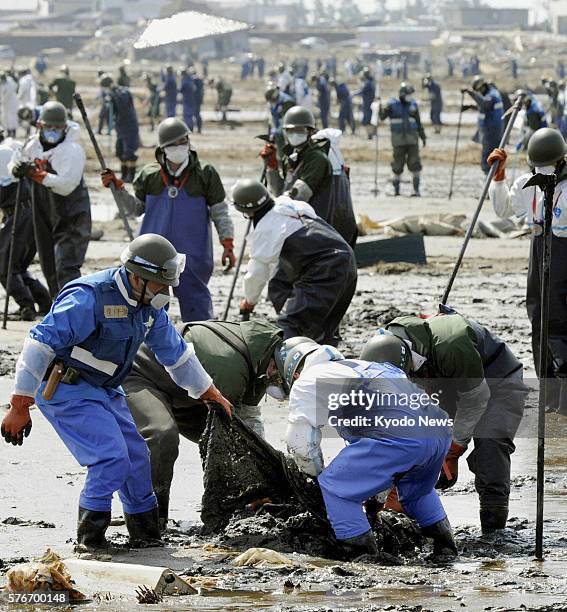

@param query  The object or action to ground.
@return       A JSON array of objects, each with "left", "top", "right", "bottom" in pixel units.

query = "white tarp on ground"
[{"left": 134, "top": 11, "right": 251, "bottom": 49}]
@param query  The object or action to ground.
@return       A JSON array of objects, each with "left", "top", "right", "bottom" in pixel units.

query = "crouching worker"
[
  {"left": 0, "top": 234, "right": 232, "bottom": 554},
  {"left": 124, "top": 319, "right": 283, "bottom": 529},
  {"left": 279, "top": 338, "right": 458, "bottom": 561},
  {"left": 232, "top": 179, "right": 357, "bottom": 346},
  {"left": 361, "top": 307, "right": 528, "bottom": 534}
]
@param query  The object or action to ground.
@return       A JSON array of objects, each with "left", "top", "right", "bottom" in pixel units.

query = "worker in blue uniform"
[
  {"left": 280, "top": 338, "right": 458, "bottom": 561},
  {"left": 101, "top": 118, "right": 235, "bottom": 322},
  {"left": 463, "top": 76, "right": 504, "bottom": 175},
  {"left": 332, "top": 79, "right": 355, "bottom": 134},
  {"left": 162, "top": 65, "right": 178, "bottom": 118},
  {"left": 100, "top": 74, "right": 140, "bottom": 183},
  {"left": 312, "top": 71, "right": 331, "bottom": 129},
  {"left": 191, "top": 68, "right": 204, "bottom": 134},
  {"left": 1, "top": 234, "right": 232, "bottom": 554},
  {"left": 352, "top": 67, "right": 376, "bottom": 140},
  {"left": 422, "top": 74, "right": 443, "bottom": 134},
  {"left": 180, "top": 69, "right": 196, "bottom": 132}
]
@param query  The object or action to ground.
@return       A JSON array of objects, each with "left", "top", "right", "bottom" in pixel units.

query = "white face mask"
[
  {"left": 144, "top": 285, "right": 171, "bottom": 309},
  {"left": 164, "top": 144, "right": 189, "bottom": 165},
  {"left": 266, "top": 385, "right": 287, "bottom": 401},
  {"left": 285, "top": 132, "right": 308, "bottom": 147},
  {"left": 535, "top": 165, "right": 556, "bottom": 175}
]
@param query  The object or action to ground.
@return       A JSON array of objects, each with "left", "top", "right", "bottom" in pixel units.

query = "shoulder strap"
[{"left": 182, "top": 321, "right": 257, "bottom": 382}]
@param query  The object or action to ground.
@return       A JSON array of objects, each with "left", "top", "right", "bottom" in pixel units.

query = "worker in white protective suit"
[
  {"left": 487, "top": 127, "right": 567, "bottom": 415},
  {"left": 0, "top": 72, "right": 19, "bottom": 137},
  {"left": 272, "top": 337, "right": 457, "bottom": 562},
  {"left": 17, "top": 69, "right": 37, "bottom": 110}
]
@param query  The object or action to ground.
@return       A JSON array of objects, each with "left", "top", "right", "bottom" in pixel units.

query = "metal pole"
[
  {"left": 73, "top": 92, "right": 134, "bottom": 241},
  {"left": 448, "top": 91, "right": 465, "bottom": 200},
  {"left": 441, "top": 94, "right": 525, "bottom": 305},
  {"left": 371, "top": 122, "right": 379, "bottom": 196},
  {"left": 533, "top": 173, "right": 556, "bottom": 560},
  {"left": 2, "top": 181, "right": 22, "bottom": 329}
]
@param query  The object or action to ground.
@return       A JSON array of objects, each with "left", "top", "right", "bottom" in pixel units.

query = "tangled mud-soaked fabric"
[{"left": 198, "top": 410, "right": 423, "bottom": 560}]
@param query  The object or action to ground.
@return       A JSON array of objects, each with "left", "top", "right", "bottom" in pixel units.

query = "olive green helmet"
[
  {"left": 360, "top": 330, "right": 411, "bottom": 373},
  {"left": 99, "top": 73, "right": 113, "bottom": 88},
  {"left": 120, "top": 234, "right": 186, "bottom": 287},
  {"left": 158, "top": 117, "right": 190, "bottom": 147},
  {"left": 39, "top": 101, "right": 67, "bottom": 127},
  {"left": 527, "top": 128, "right": 567, "bottom": 167},
  {"left": 283, "top": 105, "right": 316, "bottom": 130},
  {"left": 231, "top": 179, "right": 273, "bottom": 214},
  {"left": 399, "top": 82, "right": 415, "bottom": 96},
  {"left": 282, "top": 340, "right": 320, "bottom": 392},
  {"left": 471, "top": 76, "right": 485, "bottom": 91}
]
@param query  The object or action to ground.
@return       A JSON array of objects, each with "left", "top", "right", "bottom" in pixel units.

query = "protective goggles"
[{"left": 127, "top": 253, "right": 186, "bottom": 281}]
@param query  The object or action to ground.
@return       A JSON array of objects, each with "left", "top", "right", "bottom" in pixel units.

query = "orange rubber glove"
[
  {"left": 1, "top": 395, "right": 34, "bottom": 446},
  {"left": 200, "top": 384, "right": 233, "bottom": 418},
  {"left": 27, "top": 166, "right": 48, "bottom": 184},
  {"left": 239, "top": 299, "right": 255, "bottom": 314},
  {"left": 487, "top": 148, "right": 507, "bottom": 182},
  {"left": 259, "top": 143, "right": 278, "bottom": 170},
  {"left": 221, "top": 238, "right": 236, "bottom": 271},
  {"left": 101, "top": 168, "right": 125, "bottom": 190},
  {"left": 435, "top": 441, "right": 467, "bottom": 490}
]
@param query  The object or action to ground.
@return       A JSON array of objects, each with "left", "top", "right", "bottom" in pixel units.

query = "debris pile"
[{"left": 199, "top": 410, "right": 423, "bottom": 560}]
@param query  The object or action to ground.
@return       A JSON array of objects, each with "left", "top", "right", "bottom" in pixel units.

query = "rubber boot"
[
  {"left": 124, "top": 507, "right": 163, "bottom": 548},
  {"left": 393, "top": 178, "right": 401, "bottom": 196},
  {"left": 480, "top": 504, "right": 508, "bottom": 534},
  {"left": 26, "top": 278, "right": 52, "bottom": 315},
  {"left": 19, "top": 305, "right": 36, "bottom": 321},
  {"left": 75, "top": 507, "right": 111, "bottom": 554},
  {"left": 155, "top": 489, "right": 170, "bottom": 533},
  {"left": 120, "top": 164, "right": 128, "bottom": 181},
  {"left": 340, "top": 529, "right": 379, "bottom": 557},
  {"left": 421, "top": 517, "right": 458, "bottom": 560},
  {"left": 411, "top": 174, "right": 421, "bottom": 197}
]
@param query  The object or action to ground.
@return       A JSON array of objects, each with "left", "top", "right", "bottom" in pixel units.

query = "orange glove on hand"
[
  {"left": 487, "top": 148, "right": 507, "bottom": 182},
  {"left": 435, "top": 441, "right": 467, "bottom": 490},
  {"left": 101, "top": 168, "right": 125, "bottom": 190},
  {"left": 200, "top": 384, "right": 233, "bottom": 418},
  {"left": 259, "top": 143, "right": 278, "bottom": 170},
  {"left": 27, "top": 165, "right": 48, "bottom": 184},
  {"left": 239, "top": 299, "right": 255, "bottom": 314},
  {"left": 221, "top": 238, "right": 236, "bottom": 272},
  {"left": 1, "top": 395, "right": 34, "bottom": 446}
]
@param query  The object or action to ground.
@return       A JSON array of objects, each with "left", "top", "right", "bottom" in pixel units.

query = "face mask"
[
  {"left": 285, "top": 132, "right": 308, "bottom": 147},
  {"left": 266, "top": 385, "right": 287, "bottom": 401},
  {"left": 164, "top": 145, "right": 189, "bottom": 165},
  {"left": 535, "top": 165, "right": 556, "bottom": 175},
  {"left": 42, "top": 128, "right": 64, "bottom": 144},
  {"left": 142, "top": 284, "right": 171, "bottom": 309}
]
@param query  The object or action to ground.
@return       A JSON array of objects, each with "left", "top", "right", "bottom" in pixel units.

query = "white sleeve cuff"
[
  {"left": 165, "top": 345, "right": 212, "bottom": 399},
  {"left": 13, "top": 337, "right": 55, "bottom": 397}
]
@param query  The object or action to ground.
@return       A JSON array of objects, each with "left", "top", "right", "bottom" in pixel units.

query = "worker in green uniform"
[
  {"left": 360, "top": 307, "right": 528, "bottom": 534},
  {"left": 124, "top": 320, "right": 284, "bottom": 529},
  {"left": 48, "top": 65, "right": 77, "bottom": 118},
  {"left": 211, "top": 77, "right": 232, "bottom": 122}
]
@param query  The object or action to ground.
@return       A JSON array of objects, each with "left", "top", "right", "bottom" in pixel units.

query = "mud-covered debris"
[
  {"left": 6, "top": 549, "right": 85, "bottom": 601},
  {"left": 234, "top": 548, "right": 294, "bottom": 567},
  {"left": 2, "top": 517, "right": 55, "bottom": 528},
  {"left": 135, "top": 585, "right": 163, "bottom": 604}
]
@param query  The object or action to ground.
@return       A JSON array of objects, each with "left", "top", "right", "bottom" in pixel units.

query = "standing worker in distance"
[
  {"left": 101, "top": 117, "right": 235, "bottom": 322},
  {"left": 422, "top": 74, "right": 443, "bottom": 134},
  {"left": 0, "top": 234, "right": 232, "bottom": 554},
  {"left": 379, "top": 82, "right": 426, "bottom": 197},
  {"left": 352, "top": 67, "right": 376, "bottom": 140},
  {"left": 9, "top": 101, "right": 91, "bottom": 298},
  {"left": 49, "top": 65, "right": 76, "bottom": 118}
]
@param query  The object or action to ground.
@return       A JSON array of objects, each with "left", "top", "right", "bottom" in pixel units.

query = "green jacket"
[
  {"left": 127, "top": 320, "right": 283, "bottom": 408},
  {"left": 49, "top": 76, "right": 76, "bottom": 110},
  {"left": 133, "top": 150, "right": 225, "bottom": 207},
  {"left": 282, "top": 140, "right": 333, "bottom": 197}
]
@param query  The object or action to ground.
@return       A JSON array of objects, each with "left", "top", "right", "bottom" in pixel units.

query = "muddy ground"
[{"left": 1, "top": 56, "right": 567, "bottom": 611}]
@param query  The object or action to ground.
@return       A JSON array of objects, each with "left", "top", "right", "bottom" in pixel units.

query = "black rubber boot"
[
  {"left": 155, "top": 490, "right": 170, "bottom": 533},
  {"left": 412, "top": 174, "right": 421, "bottom": 197},
  {"left": 26, "top": 278, "right": 52, "bottom": 315},
  {"left": 124, "top": 507, "right": 163, "bottom": 548},
  {"left": 120, "top": 164, "right": 128, "bottom": 181},
  {"left": 340, "top": 529, "right": 379, "bottom": 557},
  {"left": 421, "top": 517, "right": 458, "bottom": 560},
  {"left": 480, "top": 505, "right": 508, "bottom": 534},
  {"left": 393, "top": 179, "right": 401, "bottom": 196},
  {"left": 75, "top": 507, "right": 111, "bottom": 554},
  {"left": 19, "top": 305, "right": 36, "bottom": 321}
]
